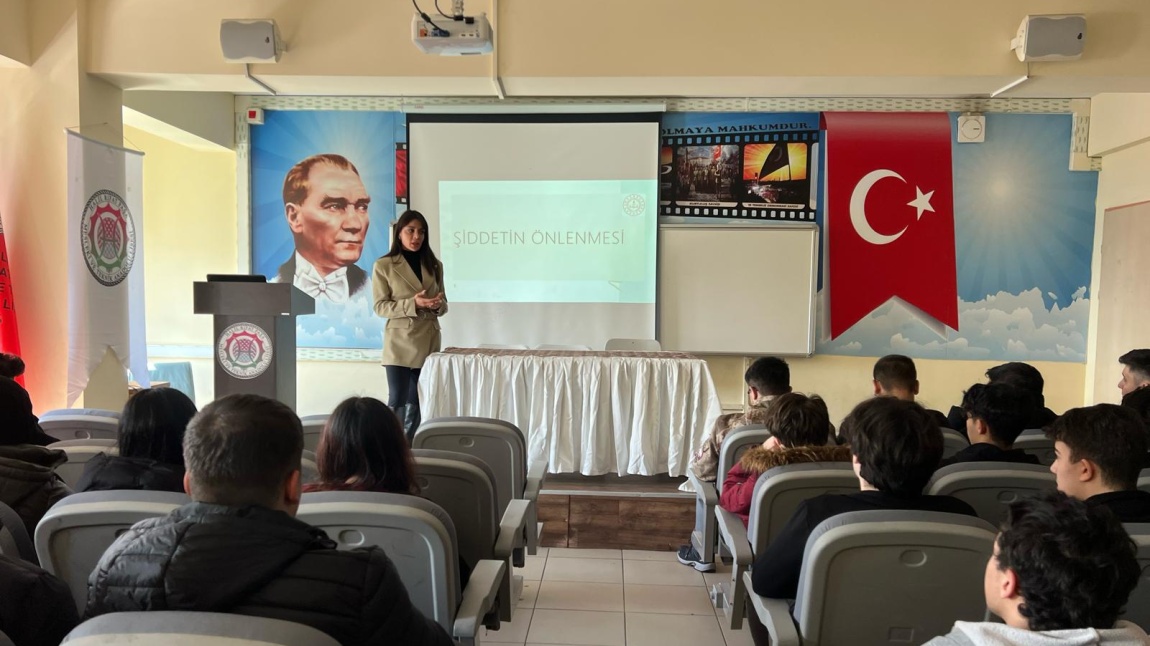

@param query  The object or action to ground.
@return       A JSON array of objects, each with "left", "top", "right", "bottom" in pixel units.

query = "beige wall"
[{"left": 83, "top": 0, "right": 1150, "bottom": 96}]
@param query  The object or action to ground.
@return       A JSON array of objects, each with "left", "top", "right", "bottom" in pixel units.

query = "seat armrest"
[
  {"left": 687, "top": 466, "right": 719, "bottom": 507},
  {"left": 495, "top": 499, "right": 531, "bottom": 559},
  {"left": 525, "top": 459, "right": 547, "bottom": 501},
  {"left": 714, "top": 507, "right": 752, "bottom": 567},
  {"left": 742, "top": 571, "right": 800, "bottom": 646},
  {"left": 453, "top": 559, "right": 507, "bottom": 645}
]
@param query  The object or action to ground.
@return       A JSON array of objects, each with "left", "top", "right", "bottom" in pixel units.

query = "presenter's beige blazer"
[{"left": 372, "top": 255, "right": 448, "bottom": 368}]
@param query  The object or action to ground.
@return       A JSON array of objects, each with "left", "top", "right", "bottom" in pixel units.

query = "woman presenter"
[{"left": 372, "top": 209, "right": 447, "bottom": 440}]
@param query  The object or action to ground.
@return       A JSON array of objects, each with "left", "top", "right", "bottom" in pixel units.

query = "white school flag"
[{"left": 66, "top": 131, "right": 149, "bottom": 405}]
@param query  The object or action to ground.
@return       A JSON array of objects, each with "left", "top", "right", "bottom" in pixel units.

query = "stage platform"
[{"left": 538, "top": 474, "right": 694, "bottom": 551}]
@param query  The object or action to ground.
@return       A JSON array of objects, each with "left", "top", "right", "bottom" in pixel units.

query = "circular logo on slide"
[
  {"left": 217, "top": 323, "right": 274, "bottom": 380},
  {"left": 622, "top": 193, "right": 646, "bottom": 217},
  {"left": 80, "top": 189, "right": 136, "bottom": 287}
]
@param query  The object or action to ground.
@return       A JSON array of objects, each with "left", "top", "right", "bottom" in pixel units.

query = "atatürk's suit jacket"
[{"left": 372, "top": 255, "right": 447, "bottom": 368}]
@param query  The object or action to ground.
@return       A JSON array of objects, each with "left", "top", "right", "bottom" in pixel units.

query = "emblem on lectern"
[{"left": 217, "top": 322, "right": 274, "bottom": 380}]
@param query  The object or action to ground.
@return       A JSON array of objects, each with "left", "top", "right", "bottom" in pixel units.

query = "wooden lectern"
[{"left": 193, "top": 276, "right": 314, "bottom": 410}]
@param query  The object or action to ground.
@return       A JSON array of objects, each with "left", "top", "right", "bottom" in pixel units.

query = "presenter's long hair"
[
  {"left": 384, "top": 210, "right": 442, "bottom": 280},
  {"left": 119, "top": 387, "right": 198, "bottom": 466},
  {"left": 309, "top": 396, "right": 419, "bottom": 495}
]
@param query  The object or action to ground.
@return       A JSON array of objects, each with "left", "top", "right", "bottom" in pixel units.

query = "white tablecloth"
[{"left": 419, "top": 348, "right": 723, "bottom": 476}]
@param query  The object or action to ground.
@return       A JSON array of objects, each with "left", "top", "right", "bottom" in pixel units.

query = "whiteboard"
[{"left": 658, "top": 224, "right": 818, "bottom": 355}]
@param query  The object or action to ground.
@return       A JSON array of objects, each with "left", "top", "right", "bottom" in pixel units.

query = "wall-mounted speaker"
[
  {"left": 1012, "top": 15, "right": 1086, "bottom": 62},
  {"left": 220, "top": 19, "right": 282, "bottom": 64}
]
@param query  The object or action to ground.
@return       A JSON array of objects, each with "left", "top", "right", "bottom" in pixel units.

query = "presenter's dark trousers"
[{"left": 385, "top": 365, "right": 421, "bottom": 442}]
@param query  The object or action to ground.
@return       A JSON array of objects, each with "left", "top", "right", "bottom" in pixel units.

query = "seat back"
[
  {"left": 299, "top": 414, "right": 328, "bottom": 454},
  {"left": 926, "top": 463, "right": 1056, "bottom": 526},
  {"left": 414, "top": 417, "right": 527, "bottom": 513},
  {"left": 716, "top": 425, "right": 770, "bottom": 495},
  {"left": 794, "top": 510, "right": 997, "bottom": 645},
  {"left": 40, "top": 408, "right": 121, "bottom": 420},
  {"left": 296, "top": 491, "right": 460, "bottom": 632},
  {"left": 939, "top": 427, "right": 969, "bottom": 460},
  {"left": 0, "top": 629, "right": 12, "bottom": 646},
  {"left": 300, "top": 450, "right": 319, "bottom": 485},
  {"left": 1124, "top": 523, "right": 1150, "bottom": 630},
  {"left": 412, "top": 450, "right": 499, "bottom": 573},
  {"left": 1014, "top": 430, "right": 1056, "bottom": 466},
  {"left": 604, "top": 338, "right": 661, "bottom": 352},
  {"left": 62, "top": 611, "right": 340, "bottom": 645},
  {"left": 0, "top": 500, "right": 36, "bottom": 563},
  {"left": 49, "top": 440, "right": 119, "bottom": 490},
  {"left": 39, "top": 416, "right": 119, "bottom": 442},
  {"left": 747, "top": 463, "right": 858, "bottom": 553},
  {"left": 34, "top": 490, "right": 190, "bottom": 611}
]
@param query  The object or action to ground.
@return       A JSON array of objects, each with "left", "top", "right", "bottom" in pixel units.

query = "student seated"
[
  {"left": 1045, "top": 404, "right": 1150, "bottom": 523},
  {"left": 750, "top": 397, "right": 976, "bottom": 601},
  {"left": 1118, "top": 385, "right": 1150, "bottom": 469},
  {"left": 85, "top": 394, "right": 453, "bottom": 646},
  {"left": 303, "top": 396, "right": 419, "bottom": 495},
  {"left": 75, "top": 388, "right": 197, "bottom": 493},
  {"left": 0, "top": 353, "right": 25, "bottom": 380},
  {"left": 718, "top": 393, "right": 849, "bottom": 527},
  {"left": 677, "top": 357, "right": 792, "bottom": 571},
  {"left": 1117, "top": 348, "right": 1150, "bottom": 396},
  {"left": 947, "top": 362, "right": 1057, "bottom": 432},
  {"left": 872, "top": 354, "right": 948, "bottom": 427},
  {"left": 0, "top": 554, "right": 80, "bottom": 646},
  {"left": 925, "top": 490, "right": 1146, "bottom": 646},
  {"left": 0, "top": 377, "right": 70, "bottom": 535},
  {"left": 940, "top": 383, "right": 1040, "bottom": 468}
]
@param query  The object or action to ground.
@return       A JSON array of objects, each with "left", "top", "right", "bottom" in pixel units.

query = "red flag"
[
  {"left": 0, "top": 212, "right": 23, "bottom": 385},
  {"left": 824, "top": 112, "right": 958, "bottom": 339}
]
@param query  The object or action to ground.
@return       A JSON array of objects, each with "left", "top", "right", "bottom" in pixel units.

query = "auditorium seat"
[
  {"left": 40, "top": 408, "right": 121, "bottom": 420},
  {"left": 413, "top": 449, "right": 529, "bottom": 621},
  {"left": 300, "top": 450, "right": 319, "bottom": 485},
  {"left": 687, "top": 424, "right": 770, "bottom": 565},
  {"left": 714, "top": 462, "right": 857, "bottom": 629},
  {"left": 605, "top": 338, "right": 662, "bottom": 351},
  {"left": 61, "top": 611, "right": 339, "bottom": 646},
  {"left": 0, "top": 629, "right": 12, "bottom": 646},
  {"left": 926, "top": 463, "right": 1056, "bottom": 525},
  {"left": 1013, "top": 429, "right": 1056, "bottom": 466},
  {"left": 296, "top": 491, "right": 504, "bottom": 645},
  {"left": 48, "top": 439, "right": 118, "bottom": 489},
  {"left": 743, "top": 510, "right": 996, "bottom": 645},
  {"left": 1139, "top": 468, "right": 1150, "bottom": 494},
  {"left": 0, "top": 501, "right": 36, "bottom": 564},
  {"left": 35, "top": 490, "right": 190, "bottom": 611},
  {"left": 414, "top": 417, "right": 545, "bottom": 556},
  {"left": 299, "top": 414, "right": 327, "bottom": 453},
  {"left": 1123, "top": 523, "right": 1150, "bottom": 630},
  {"left": 39, "top": 415, "right": 119, "bottom": 442},
  {"left": 939, "top": 427, "right": 969, "bottom": 459}
]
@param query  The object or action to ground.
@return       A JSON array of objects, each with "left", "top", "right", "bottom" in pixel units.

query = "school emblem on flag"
[
  {"left": 217, "top": 323, "right": 274, "bottom": 380},
  {"left": 80, "top": 189, "right": 137, "bottom": 287}
]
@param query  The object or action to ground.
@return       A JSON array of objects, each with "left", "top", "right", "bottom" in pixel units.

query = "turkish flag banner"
[
  {"left": 823, "top": 112, "right": 958, "bottom": 340},
  {"left": 0, "top": 212, "right": 23, "bottom": 385}
]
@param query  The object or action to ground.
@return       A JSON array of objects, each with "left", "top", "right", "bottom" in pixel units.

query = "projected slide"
[{"left": 439, "top": 180, "right": 657, "bottom": 304}]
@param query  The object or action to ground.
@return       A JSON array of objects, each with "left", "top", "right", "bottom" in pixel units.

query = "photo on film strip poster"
[{"left": 659, "top": 113, "right": 821, "bottom": 222}]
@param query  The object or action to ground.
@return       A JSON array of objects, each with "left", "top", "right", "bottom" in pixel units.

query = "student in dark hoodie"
[
  {"left": 718, "top": 393, "right": 850, "bottom": 527},
  {"left": 75, "top": 387, "right": 196, "bottom": 493},
  {"left": 939, "top": 383, "right": 1041, "bottom": 468},
  {"left": 0, "top": 554, "right": 79, "bottom": 646},
  {"left": 85, "top": 393, "right": 453, "bottom": 646},
  {"left": 0, "top": 377, "right": 71, "bottom": 536},
  {"left": 946, "top": 362, "right": 1058, "bottom": 432}
]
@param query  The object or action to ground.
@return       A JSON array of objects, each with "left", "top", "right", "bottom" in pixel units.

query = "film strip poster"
[{"left": 659, "top": 113, "right": 821, "bottom": 221}]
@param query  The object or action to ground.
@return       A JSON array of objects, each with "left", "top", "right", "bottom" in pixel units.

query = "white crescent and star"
[{"left": 849, "top": 169, "right": 936, "bottom": 246}]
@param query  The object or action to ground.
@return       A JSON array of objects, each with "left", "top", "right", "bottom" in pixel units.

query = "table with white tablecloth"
[{"left": 419, "top": 347, "right": 723, "bottom": 476}]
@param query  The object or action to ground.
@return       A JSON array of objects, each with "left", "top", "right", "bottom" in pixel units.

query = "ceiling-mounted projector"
[{"left": 412, "top": 13, "right": 493, "bottom": 55}]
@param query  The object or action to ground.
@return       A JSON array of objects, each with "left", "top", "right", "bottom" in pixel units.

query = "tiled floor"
[{"left": 483, "top": 547, "right": 754, "bottom": 646}]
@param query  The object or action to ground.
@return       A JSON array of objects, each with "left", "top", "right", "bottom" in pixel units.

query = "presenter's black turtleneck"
[{"left": 402, "top": 249, "right": 423, "bottom": 282}]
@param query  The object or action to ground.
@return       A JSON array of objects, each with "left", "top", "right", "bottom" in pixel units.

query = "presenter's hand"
[{"left": 414, "top": 290, "right": 442, "bottom": 309}]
